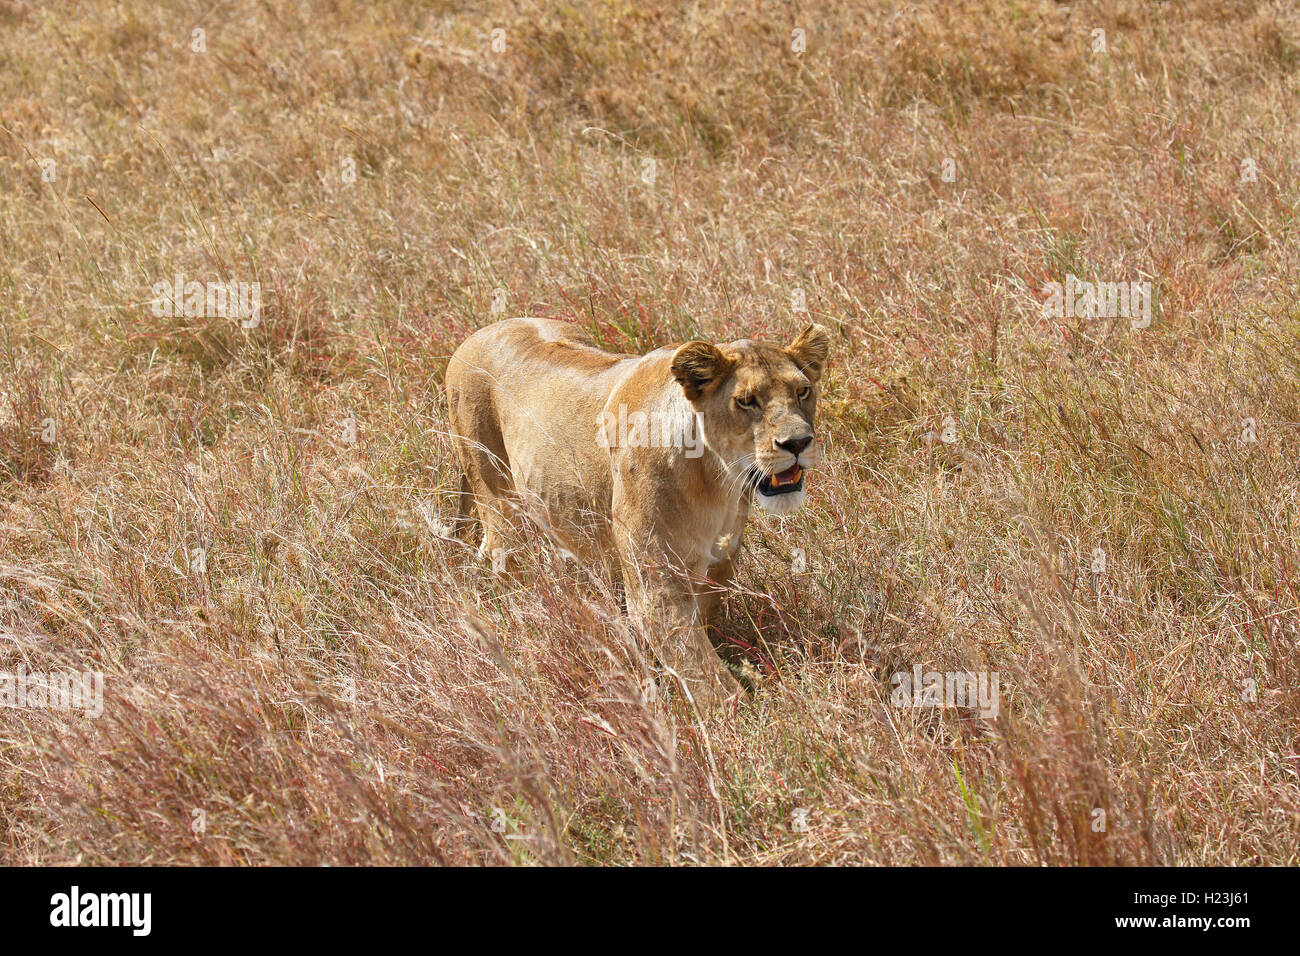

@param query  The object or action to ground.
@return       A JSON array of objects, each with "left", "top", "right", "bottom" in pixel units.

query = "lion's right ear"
[{"left": 671, "top": 341, "right": 732, "bottom": 401}]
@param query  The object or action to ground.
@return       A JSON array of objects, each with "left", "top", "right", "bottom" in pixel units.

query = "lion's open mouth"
[{"left": 749, "top": 463, "right": 804, "bottom": 497}]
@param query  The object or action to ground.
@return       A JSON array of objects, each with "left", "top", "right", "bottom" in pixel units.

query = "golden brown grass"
[{"left": 1, "top": 0, "right": 1298, "bottom": 864}]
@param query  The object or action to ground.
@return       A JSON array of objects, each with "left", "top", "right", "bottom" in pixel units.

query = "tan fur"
[{"left": 445, "top": 318, "right": 831, "bottom": 711}]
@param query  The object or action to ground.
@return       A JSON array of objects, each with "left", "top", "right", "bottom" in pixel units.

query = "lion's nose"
[{"left": 776, "top": 435, "right": 812, "bottom": 456}]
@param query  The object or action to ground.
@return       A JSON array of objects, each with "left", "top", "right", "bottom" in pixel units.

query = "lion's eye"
[
  {"left": 797, "top": 386, "right": 812, "bottom": 401},
  {"left": 736, "top": 395, "right": 759, "bottom": 411}
]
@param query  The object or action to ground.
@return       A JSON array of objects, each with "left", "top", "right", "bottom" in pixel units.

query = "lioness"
[{"left": 445, "top": 318, "right": 831, "bottom": 711}]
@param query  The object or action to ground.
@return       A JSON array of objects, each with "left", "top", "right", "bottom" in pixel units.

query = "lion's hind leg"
[
  {"left": 447, "top": 393, "right": 515, "bottom": 571},
  {"left": 454, "top": 440, "right": 516, "bottom": 572}
]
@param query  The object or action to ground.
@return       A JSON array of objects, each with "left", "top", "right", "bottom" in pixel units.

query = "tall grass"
[{"left": 1, "top": 0, "right": 1297, "bottom": 864}]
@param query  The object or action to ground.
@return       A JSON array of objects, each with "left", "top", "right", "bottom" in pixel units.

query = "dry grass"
[{"left": 1, "top": 0, "right": 1298, "bottom": 864}]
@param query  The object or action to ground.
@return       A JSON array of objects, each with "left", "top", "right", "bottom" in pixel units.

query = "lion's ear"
[
  {"left": 671, "top": 341, "right": 732, "bottom": 401},
  {"left": 786, "top": 323, "right": 831, "bottom": 382}
]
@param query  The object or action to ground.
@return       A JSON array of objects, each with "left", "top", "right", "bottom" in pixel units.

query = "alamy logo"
[
  {"left": 596, "top": 404, "right": 704, "bottom": 458},
  {"left": 890, "top": 665, "right": 999, "bottom": 719},
  {"left": 0, "top": 666, "right": 103, "bottom": 718},
  {"left": 1041, "top": 274, "right": 1152, "bottom": 327},
  {"left": 50, "top": 886, "right": 151, "bottom": 936},
  {"left": 150, "top": 273, "right": 262, "bottom": 327}
]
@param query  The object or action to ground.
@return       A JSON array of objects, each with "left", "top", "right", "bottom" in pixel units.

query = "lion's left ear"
[{"left": 786, "top": 323, "right": 831, "bottom": 382}]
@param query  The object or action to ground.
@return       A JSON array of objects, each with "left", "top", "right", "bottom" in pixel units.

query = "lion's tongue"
[{"left": 771, "top": 464, "right": 803, "bottom": 487}]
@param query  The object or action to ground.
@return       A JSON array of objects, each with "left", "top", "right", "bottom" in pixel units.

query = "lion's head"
[{"left": 670, "top": 324, "right": 831, "bottom": 516}]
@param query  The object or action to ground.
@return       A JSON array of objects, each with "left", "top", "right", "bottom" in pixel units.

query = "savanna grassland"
[{"left": 1, "top": 0, "right": 1299, "bottom": 865}]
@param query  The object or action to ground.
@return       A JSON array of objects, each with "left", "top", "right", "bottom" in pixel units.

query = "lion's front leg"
[
  {"left": 621, "top": 561, "right": 743, "bottom": 714},
  {"left": 696, "top": 555, "right": 733, "bottom": 627},
  {"left": 612, "top": 517, "right": 742, "bottom": 714}
]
